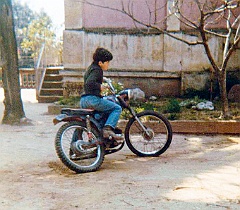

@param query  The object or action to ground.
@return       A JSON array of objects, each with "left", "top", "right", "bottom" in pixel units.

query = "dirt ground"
[{"left": 0, "top": 89, "right": 240, "bottom": 210}]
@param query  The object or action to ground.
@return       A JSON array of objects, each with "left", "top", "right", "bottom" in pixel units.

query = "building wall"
[
  {"left": 63, "top": 0, "right": 240, "bottom": 97},
  {"left": 65, "top": 0, "right": 167, "bottom": 30}
]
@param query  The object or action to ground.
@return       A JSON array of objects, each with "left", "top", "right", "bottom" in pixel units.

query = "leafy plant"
[
  {"left": 167, "top": 113, "right": 180, "bottom": 120},
  {"left": 141, "top": 102, "right": 155, "bottom": 111},
  {"left": 179, "top": 96, "right": 205, "bottom": 109},
  {"left": 55, "top": 96, "right": 80, "bottom": 106},
  {"left": 132, "top": 101, "right": 155, "bottom": 111},
  {"left": 164, "top": 99, "right": 181, "bottom": 113},
  {"left": 102, "top": 80, "right": 124, "bottom": 96}
]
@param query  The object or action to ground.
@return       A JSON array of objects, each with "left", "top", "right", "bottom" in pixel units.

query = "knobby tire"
[
  {"left": 125, "top": 111, "right": 172, "bottom": 157},
  {"left": 55, "top": 121, "right": 105, "bottom": 173}
]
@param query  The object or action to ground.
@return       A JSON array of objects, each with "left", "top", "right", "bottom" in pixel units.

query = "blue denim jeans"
[{"left": 80, "top": 95, "right": 122, "bottom": 129}]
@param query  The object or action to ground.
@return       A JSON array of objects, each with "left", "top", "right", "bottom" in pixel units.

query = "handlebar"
[{"left": 103, "top": 77, "right": 130, "bottom": 109}]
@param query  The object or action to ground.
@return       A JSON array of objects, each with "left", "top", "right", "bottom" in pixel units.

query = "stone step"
[
  {"left": 38, "top": 95, "right": 62, "bottom": 103},
  {"left": 42, "top": 81, "right": 62, "bottom": 88},
  {"left": 45, "top": 68, "right": 62, "bottom": 75},
  {"left": 37, "top": 67, "right": 64, "bottom": 103},
  {"left": 44, "top": 74, "right": 63, "bottom": 82},
  {"left": 40, "top": 88, "right": 63, "bottom": 96}
]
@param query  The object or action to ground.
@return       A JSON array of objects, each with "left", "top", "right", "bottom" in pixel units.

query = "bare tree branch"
[
  {"left": 223, "top": 8, "right": 232, "bottom": 61},
  {"left": 204, "top": 29, "right": 228, "bottom": 38},
  {"left": 234, "top": 18, "right": 240, "bottom": 41},
  {"left": 198, "top": 8, "right": 219, "bottom": 72},
  {"left": 204, "top": 0, "right": 238, "bottom": 16},
  {"left": 222, "top": 36, "right": 240, "bottom": 71},
  {"left": 145, "top": 0, "right": 152, "bottom": 26},
  {"left": 170, "top": 1, "right": 199, "bottom": 30}
]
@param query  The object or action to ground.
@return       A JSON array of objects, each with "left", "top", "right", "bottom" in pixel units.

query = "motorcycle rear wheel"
[
  {"left": 55, "top": 121, "right": 105, "bottom": 173},
  {"left": 125, "top": 111, "right": 172, "bottom": 157}
]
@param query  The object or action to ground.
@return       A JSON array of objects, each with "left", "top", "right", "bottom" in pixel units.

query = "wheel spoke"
[
  {"left": 125, "top": 111, "right": 172, "bottom": 156},
  {"left": 61, "top": 126, "right": 99, "bottom": 166},
  {"left": 55, "top": 122, "right": 104, "bottom": 173}
]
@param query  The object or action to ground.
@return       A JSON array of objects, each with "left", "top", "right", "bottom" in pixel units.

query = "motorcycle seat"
[{"left": 61, "top": 108, "right": 95, "bottom": 115}]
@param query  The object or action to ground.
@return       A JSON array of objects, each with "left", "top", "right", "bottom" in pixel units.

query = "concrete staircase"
[{"left": 37, "top": 67, "right": 63, "bottom": 103}]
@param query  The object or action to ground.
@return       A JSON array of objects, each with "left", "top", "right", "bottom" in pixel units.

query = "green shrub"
[
  {"left": 141, "top": 102, "right": 155, "bottom": 111},
  {"left": 56, "top": 96, "right": 80, "bottom": 106},
  {"left": 164, "top": 99, "right": 181, "bottom": 113},
  {"left": 167, "top": 113, "right": 180, "bottom": 120}
]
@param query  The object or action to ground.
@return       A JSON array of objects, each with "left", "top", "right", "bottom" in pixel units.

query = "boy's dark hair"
[{"left": 93, "top": 47, "right": 113, "bottom": 64}]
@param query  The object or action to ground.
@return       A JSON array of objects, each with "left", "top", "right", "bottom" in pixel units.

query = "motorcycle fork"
[{"left": 130, "top": 108, "right": 151, "bottom": 136}]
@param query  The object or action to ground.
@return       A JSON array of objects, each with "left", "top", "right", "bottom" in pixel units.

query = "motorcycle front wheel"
[
  {"left": 55, "top": 121, "right": 105, "bottom": 173},
  {"left": 125, "top": 110, "right": 172, "bottom": 157}
]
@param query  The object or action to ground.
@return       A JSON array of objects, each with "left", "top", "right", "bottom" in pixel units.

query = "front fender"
[{"left": 53, "top": 114, "right": 83, "bottom": 125}]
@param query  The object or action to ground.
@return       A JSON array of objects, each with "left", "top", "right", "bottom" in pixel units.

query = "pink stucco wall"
[
  {"left": 179, "top": 0, "right": 240, "bottom": 30},
  {"left": 81, "top": 0, "right": 239, "bottom": 30},
  {"left": 82, "top": 0, "right": 167, "bottom": 29}
]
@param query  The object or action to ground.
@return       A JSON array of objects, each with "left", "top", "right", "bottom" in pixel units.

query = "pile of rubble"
[{"left": 180, "top": 99, "right": 214, "bottom": 111}]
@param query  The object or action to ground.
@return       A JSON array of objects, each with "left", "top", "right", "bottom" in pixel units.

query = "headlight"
[
  {"left": 119, "top": 88, "right": 145, "bottom": 101},
  {"left": 129, "top": 88, "right": 145, "bottom": 101}
]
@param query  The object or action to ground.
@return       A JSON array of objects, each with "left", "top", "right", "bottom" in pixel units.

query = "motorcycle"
[{"left": 53, "top": 78, "right": 173, "bottom": 173}]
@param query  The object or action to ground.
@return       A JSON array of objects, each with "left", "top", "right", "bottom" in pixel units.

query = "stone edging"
[{"left": 170, "top": 120, "right": 240, "bottom": 134}]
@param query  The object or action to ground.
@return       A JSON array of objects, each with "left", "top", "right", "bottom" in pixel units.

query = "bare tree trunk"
[
  {"left": 218, "top": 70, "right": 230, "bottom": 118},
  {"left": 0, "top": 0, "right": 26, "bottom": 124},
  {"left": 191, "top": 3, "right": 236, "bottom": 119}
]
